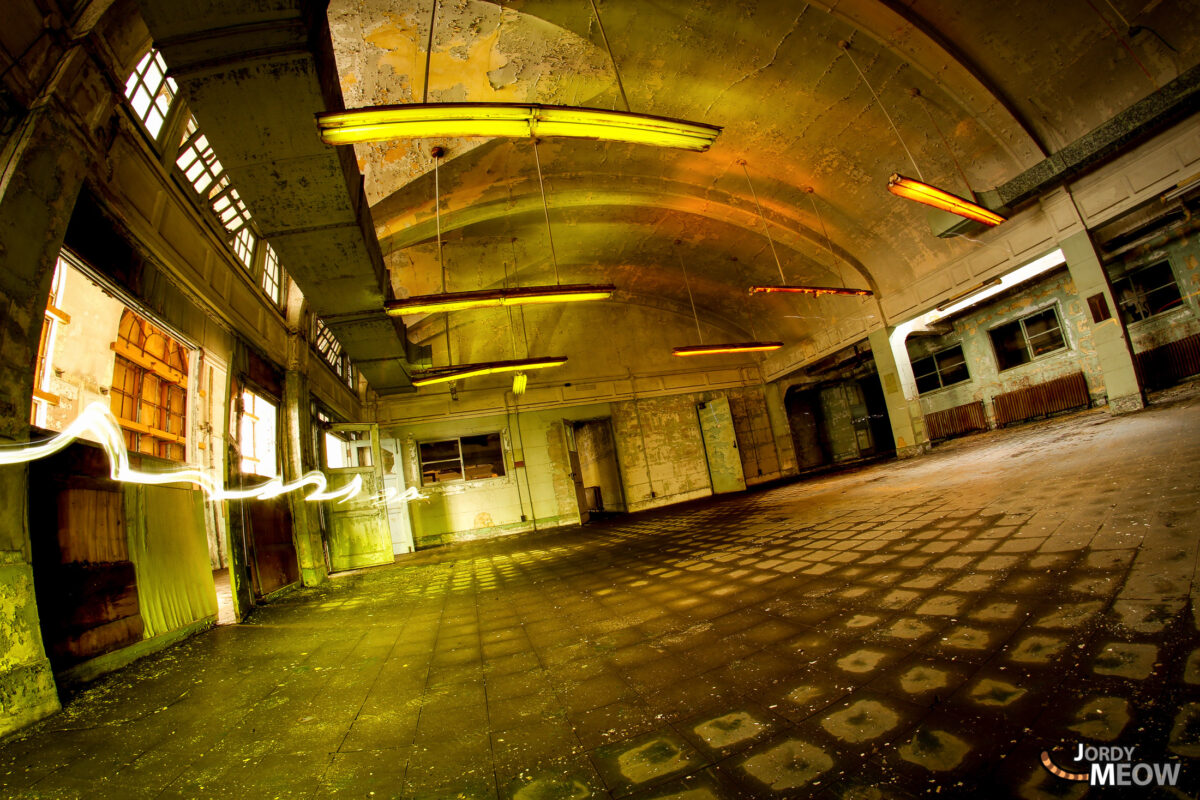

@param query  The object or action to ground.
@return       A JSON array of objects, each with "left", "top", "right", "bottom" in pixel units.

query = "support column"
[
  {"left": 0, "top": 109, "right": 92, "bottom": 735},
  {"left": 867, "top": 328, "right": 931, "bottom": 459},
  {"left": 1060, "top": 230, "right": 1146, "bottom": 414}
]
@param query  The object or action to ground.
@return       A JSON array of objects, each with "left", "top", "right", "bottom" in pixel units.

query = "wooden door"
[
  {"left": 696, "top": 397, "right": 746, "bottom": 494},
  {"left": 324, "top": 423, "right": 394, "bottom": 570},
  {"left": 563, "top": 422, "right": 590, "bottom": 524}
]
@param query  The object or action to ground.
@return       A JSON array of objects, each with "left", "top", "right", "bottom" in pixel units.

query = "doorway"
[
  {"left": 784, "top": 386, "right": 832, "bottom": 471},
  {"left": 568, "top": 418, "right": 627, "bottom": 521}
]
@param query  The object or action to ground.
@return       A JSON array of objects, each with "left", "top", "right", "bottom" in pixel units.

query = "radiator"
[
  {"left": 1135, "top": 332, "right": 1200, "bottom": 391},
  {"left": 992, "top": 371, "right": 1090, "bottom": 427},
  {"left": 925, "top": 401, "right": 989, "bottom": 441}
]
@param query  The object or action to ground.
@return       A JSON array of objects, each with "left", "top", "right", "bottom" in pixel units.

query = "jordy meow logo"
[{"left": 1042, "top": 744, "right": 1183, "bottom": 787}]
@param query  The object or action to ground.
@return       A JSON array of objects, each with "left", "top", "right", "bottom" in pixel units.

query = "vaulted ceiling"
[{"left": 320, "top": 0, "right": 1199, "bottom": 378}]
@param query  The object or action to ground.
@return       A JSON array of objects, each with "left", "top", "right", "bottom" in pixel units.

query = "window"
[
  {"left": 31, "top": 259, "right": 70, "bottom": 426},
  {"left": 176, "top": 116, "right": 255, "bottom": 256},
  {"left": 313, "top": 316, "right": 355, "bottom": 388},
  {"left": 989, "top": 306, "right": 1067, "bottom": 370},
  {"left": 912, "top": 344, "right": 970, "bottom": 394},
  {"left": 262, "top": 243, "right": 283, "bottom": 305},
  {"left": 418, "top": 434, "right": 506, "bottom": 485},
  {"left": 110, "top": 310, "right": 189, "bottom": 461},
  {"left": 239, "top": 389, "right": 278, "bottom": 477},
  {"left": 231, "top": 226, "right": 256, "bottom": 270},
  {"left": 124, "top": 49, "right": 178, "bottom": 139},
  {"left": 1112, "top": 260, "right": 1183, "bottom": 324}
]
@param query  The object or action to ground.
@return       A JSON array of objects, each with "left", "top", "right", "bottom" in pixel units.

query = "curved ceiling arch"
[{"left": 380, "top": 183, "right": 880, "bottom": 293}]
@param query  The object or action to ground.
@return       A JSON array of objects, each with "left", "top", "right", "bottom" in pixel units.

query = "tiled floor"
[{"left": 3, "top": 385, "right": 1200, "bottom": 798}]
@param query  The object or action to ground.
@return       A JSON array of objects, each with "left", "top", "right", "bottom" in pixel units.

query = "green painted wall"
[{"left": 909, "top": 268, "right": 1107, "bottom": 420}]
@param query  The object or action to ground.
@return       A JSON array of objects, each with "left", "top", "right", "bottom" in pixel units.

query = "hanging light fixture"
[
  {"left": 670, "top": 240, "right": 783, "bottom": 358},
  {"left": 886, "top": 174, "right": 1005, "bottom": 227},
  {"left": 412, "top": 357, "right": 567, "bottom": 387},
  {"left": 749, "top": 285, "right": 872, "bottom": 297},
  {"left": 408, "top": 148, "right": 568, "bottom": 388},
  {"left": 386, "top": 284, "right": 615, "bottom": 316},
  {"left": 739, "top": 162, "right": 874, "bottom": 297},
  {"left": 837, "top": 42, "right": 1006, "bottom": 228},
  {"left": 316, "top": 1, "right": 720, "bottom": 152},
  {"left": 388, "top": 137, "right": 616, "bottom": 317}
]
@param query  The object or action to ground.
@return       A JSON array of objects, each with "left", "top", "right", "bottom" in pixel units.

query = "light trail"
[{"left": 0, "top": 402, "right": 425, "bottom": 506}]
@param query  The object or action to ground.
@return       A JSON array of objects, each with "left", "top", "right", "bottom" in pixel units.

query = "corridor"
[{"left": 2, "top": 387, "right": 1198, "bottom": 799}]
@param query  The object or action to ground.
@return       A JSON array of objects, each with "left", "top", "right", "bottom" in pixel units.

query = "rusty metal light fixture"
[{"left": 887, "top": 174, "right": 1006, "bottom": 227}]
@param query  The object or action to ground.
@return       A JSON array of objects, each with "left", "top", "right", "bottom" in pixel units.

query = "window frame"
[
  {"left": 417, "top": 434, "right": 507, "bottom": 486},
  {"left": 312, "top": 316, "right": 356, "bottom": 389},
  {"left": 911, "top": 343, "right": 971, "bottom": 395},
  {"left": 238, "top": 388, "right": 279, "bottom": 478},
  {"left": 988, "top": 303, "right": 1069, "bottom": 372},
  {"left": 110, "top": 309, "right": 190, "bottom": 462},
  {"left": 1110, "top": 258, "right": 1184, "bottom": 326},
  {"left": 123, "top": 49, "right": 179, "bottom": 142}
]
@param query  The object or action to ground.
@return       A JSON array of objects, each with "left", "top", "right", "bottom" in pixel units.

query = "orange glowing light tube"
[
  {"left": 887, "top": 174, "right": 1006, "bottom": 227},
  {"left": 672, "top": 342, "right": 783, "bottom": 357},
  {"left": 748, "top": 285, "right": 873, "bottom": 297}
]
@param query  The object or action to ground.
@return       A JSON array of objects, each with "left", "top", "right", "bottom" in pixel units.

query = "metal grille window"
[
  {"left": 239, "top": 389, "right": 278, "bottom": 478},
  {"left": 123, "top": 49, "right": 177, "bottom": 140},
  {"left": 418, "top": 434, "right": 506, "bottom": 485},
  {"left": 1112, "top": 260, "right": 1183, "bottom": 324},
  {"left": 109, "top": 309, "right": 189, "bottom": 462},
  {"left": 262, "top": 243, "right": 283, "bottom": 305},
  {"left": 990, "top": 306, "right": 1067, "bottom": 371},
  {"left": 912, "top": 344, "right": 970, "bottom": 394}
]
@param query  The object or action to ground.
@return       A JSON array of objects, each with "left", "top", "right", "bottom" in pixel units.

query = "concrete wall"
[
  {"left": 1107, "top": 226, "right": 1200, "bottom": 354},
  {"left": 908, "top": 269, "right": 1108, "bottom": 421},
  {"left": 379, "top": 381, "right": 785, "bottom": 545}
]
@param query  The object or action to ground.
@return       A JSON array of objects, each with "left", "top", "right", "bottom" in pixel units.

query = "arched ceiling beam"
[{"left": 378, "top": 187, "right": 881, "bottom": 295}]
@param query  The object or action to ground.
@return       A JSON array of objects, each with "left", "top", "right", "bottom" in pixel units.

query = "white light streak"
[{"left": 0, "top": 402, "right": 425, "bottom": 506}]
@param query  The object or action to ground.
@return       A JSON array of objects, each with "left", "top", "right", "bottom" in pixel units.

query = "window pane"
[
  {"left": 1023, "top": 308, "right": 1065, "bottom": 356},
  {"left": 462, "top": 433, "right": 505, "bottom": 479},
  {"left": 990, "top": 321, "right": 1030, "bottom": 370},
  {"left": 915, "top": 371, "right": 943, "bottom": 395},
  {"left": 935, "top": 346, "right": 970, "bottom": 387}
]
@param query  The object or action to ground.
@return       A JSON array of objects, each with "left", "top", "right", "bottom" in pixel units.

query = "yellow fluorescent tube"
[
  {"left": 411, "top": 357, "right": 567, "bottom": 387},
  {"left": 887, "top": 174, "right": 1006, "bottom": 227},
  {"left": 317, "top": 103, "right": 722, "bottom": 152},
  {"left": 673, "top": 342, "right": 783, "bottom": 357},
  {"left": 385, "top": 284, "right": 615, "bottom": 316}
]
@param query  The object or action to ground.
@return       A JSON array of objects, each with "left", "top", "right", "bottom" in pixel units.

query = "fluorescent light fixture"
[
  {"left": 673, "top": 342, "right": 783, "bottom": 357},
  {"left": 749, "top": 285, "right": 873, "bottom": 297},
  {"left": 385, "top": 284, "right": 616, "bottom": 316},
  {"left": 411, "top": 357, "right": 567, "bottom": 387},
  {"left": 512, "top": 372, "right": 528, "bottom": 396},
  {"left": 887, "top": 173, "right": 1006, "bottom": 227},
  {"left": 317, "top": 103, "right": 722, "bottom": 152},
  {"left": 927, "top": 248, "right": 1065, "bottom": 322}
]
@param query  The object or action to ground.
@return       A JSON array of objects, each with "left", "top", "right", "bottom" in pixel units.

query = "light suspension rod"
[
  {"left": 739, "top": 160, "right": 786, "bottom": 283},
  {"left": 385, "top": 284, "right": 616, "bottom": 316},
  {"left": 317, "top": 103, "right": 722, "bottom": 152},
  {"left": 887, "top": 173, "right": 1006, "bottom": 227},
  {"left": 411, "top": 357, "right": 567, "bottom": 387}
]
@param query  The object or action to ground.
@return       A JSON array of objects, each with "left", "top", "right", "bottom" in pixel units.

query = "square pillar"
[
  {"left": 867, "top": 328, "right": 930, "bottom": 458},
  {"left": 1060, "top": 230, "right": 1146, "bottom": 414}
]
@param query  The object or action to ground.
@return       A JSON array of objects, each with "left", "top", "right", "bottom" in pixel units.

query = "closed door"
[
  {"left": 696, "top": 397, "right": 746, "bottom": 494},
  {"left": 324, "top": 423, "right": 394, "bottom": 571}
]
